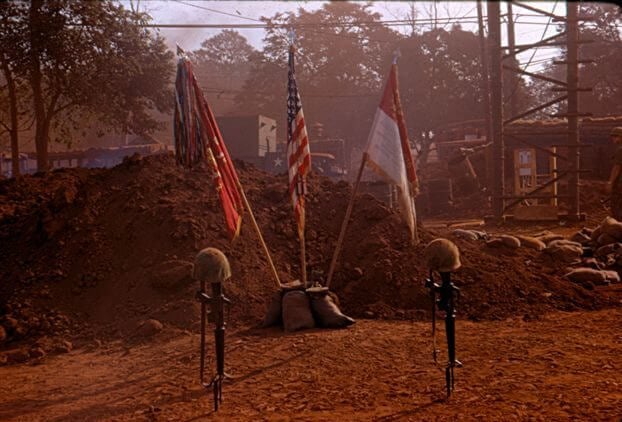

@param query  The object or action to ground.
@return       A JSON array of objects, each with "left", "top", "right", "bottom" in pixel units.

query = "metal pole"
[
  {"left": 476, "top": 0, "right": 492, "bottom": 191},
  {"left": 487, "top": 1, "right": 504, "bottom": 218},
  {"left": 566, "top": 2, "right": 580, "bottom": 217},
  {"left": 506, "top": 2, "right": 519, "bottom": 118}
]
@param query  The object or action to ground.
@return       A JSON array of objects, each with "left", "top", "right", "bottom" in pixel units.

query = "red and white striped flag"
[
  {"left": 365, "top": 57, "right": 419, "bottom": 242},
  {"left": 286, "top": 44, "right": 311, "bottom": 238}
]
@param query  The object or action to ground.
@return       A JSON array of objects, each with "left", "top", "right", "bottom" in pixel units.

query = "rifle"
[
  {"left": 425, "top": 270, "right": 462, "bottom": 397},
  {"left": 197, "top": 279, "right": 231, "bottom": 411}
]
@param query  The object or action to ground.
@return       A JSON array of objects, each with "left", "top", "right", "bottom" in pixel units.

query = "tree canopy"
[
  {"left": 0, "top": 0, "right": 174, "bottom": 171},
  {"left": 235, "top": 2, "right": 400, "bottom": 149}
]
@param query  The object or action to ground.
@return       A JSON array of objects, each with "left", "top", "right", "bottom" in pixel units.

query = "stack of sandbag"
[{"left": 261, "top": 281, "right": 355, "bottom": 332}]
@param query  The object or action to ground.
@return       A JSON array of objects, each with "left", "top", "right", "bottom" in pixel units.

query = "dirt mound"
[{"left": 0, "top": 153, "right": 619, "bottom": 357}]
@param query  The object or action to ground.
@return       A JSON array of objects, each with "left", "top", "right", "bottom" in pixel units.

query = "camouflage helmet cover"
[
  {"left": 424, "top": 238, "right": 461, "bottom": 273},
  {"left": 193, "top": 247, "right": 231, "bottom": 283}
]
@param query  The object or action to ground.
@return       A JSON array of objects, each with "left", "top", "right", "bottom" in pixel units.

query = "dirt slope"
[{"left": 0, "top": 153, "right": 618, "bottom": 352}]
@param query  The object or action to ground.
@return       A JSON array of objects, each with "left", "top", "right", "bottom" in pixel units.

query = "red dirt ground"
[{"left": 0, "top": 309, "right": 620, "bottom": 421}]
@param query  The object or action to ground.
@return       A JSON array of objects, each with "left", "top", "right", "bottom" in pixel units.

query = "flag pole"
[
  {"left": 326, "top": 153, "right": 368, "bottom": 289},
  {"left": 234, "top": 179, "right": 283, "bottom": 289},
  {"left": 298, "top": 175, "right": 308, "bottom": 288},
  {"left": 391, "top": 50, "right": 420, "bottom": 245},
  {"left": 288, "top": 31, "right": 308, "bottom": 288},
  {"left": 412, "top": 197, "right": 419, "bottom": 244}
]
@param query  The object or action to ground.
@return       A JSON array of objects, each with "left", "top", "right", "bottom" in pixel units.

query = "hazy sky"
[{"left": 138, "top": 1, "right": 564, "bottom": 72}]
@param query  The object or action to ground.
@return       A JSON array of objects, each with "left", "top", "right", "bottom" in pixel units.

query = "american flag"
[{"left": 286, "top": 44, "right": 311, "bottom": 237}]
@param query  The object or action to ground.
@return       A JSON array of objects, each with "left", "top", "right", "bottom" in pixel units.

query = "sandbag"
[
  {"left": 499, "top": 235, "right": 521, "bottom": 249},
  {"left": 579, "top": 257, "right": 603, "bottom": 270},
  {"left": 545, "top": 240, "right": 583, "bottom": 262},
  {"left": 537, "top": 233, "right": 565, "bottom": 245},
  {"left": 591, "top": 216, "right": 620, "bottom": 242},
  {"left": 580, "top": 227, "right": 593, "bottom": 237},
  {"left": 452, "top": 229, "right": 478, "bottom": 241},
  {"left": 548, "top": 239, "right": 582, "bottom": 249},
  {"left": 261, "top": 291, "right": 283, "bottom": 328},
  {"left": 485, "top": 238, "right": 505, "bottom": 248},
  {"left": 516, "top": 235, "right": 546, "bottom": 251},
  {"left": 602, "top": 270, "right": 621, "bottom": 283},
  {"left": 570, "top": 231, "right": 591, "bottom": 245},
  {"left": 282, "top": 290, "right": 315, "bottom": 332},
  {"left": 597, "top": 233, "right": 617, "bottom": 246},
  {"left": 564, "top": 268, "right": 607, "bottom": 284},
  {"left": 470, "top": 230, "right": 489, "bottom": 240},
  {"left": 310, "top": 292, "right": 355, "bottom": 328},
  {"left": 603, "top": 221, "right": 622, "bottom": 240},
  {"left": 594, "top": 243, "right": 622, "bottom": 257}
]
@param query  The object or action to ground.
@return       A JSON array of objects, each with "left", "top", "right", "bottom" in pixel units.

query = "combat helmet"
[
  {"left": 193, "top": 247, "right": 231, "bottom": 283},
  {"left": 424, "top": 238, "right": 461, "bottom": 273}
]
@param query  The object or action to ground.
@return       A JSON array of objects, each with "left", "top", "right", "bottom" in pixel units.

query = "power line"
[
  {"left": 143, "top": 15, "right": 518, "bottom": 30},
  {"left": 506, "top": 0, "right": 559, "bottom": 103},
  {"left": 173, "top": 0, "right": 262, "bottom": 22}
]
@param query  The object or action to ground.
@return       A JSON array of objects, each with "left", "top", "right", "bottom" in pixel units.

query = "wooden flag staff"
[
  {"left": 325, "top": 152, "right": 368, "bottom": 289},
  {"left": 298, "top": 177, "right": 308, "bottom": 288},
  {"left": 234, "top": 179, "right": 283, "bottom": 289}
]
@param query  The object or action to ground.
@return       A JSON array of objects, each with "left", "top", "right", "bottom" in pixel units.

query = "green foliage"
[
  {"left": 398, "top": 25, "right": 485, "bottom": 139},
  {"left": 525, "top": 3, "right": 622, "bottom": 119},
  {"left": 0, "top": 0, "right": 175, "bottom": 169},
  {"left": 577, "top": 3, "right": 622, "bottom": 116},
  {"left": 235, "top": 2, "right": 400, "bottom": 148}
]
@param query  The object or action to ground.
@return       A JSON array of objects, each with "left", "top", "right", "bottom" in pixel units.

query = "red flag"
[
  {"left": 286, "top": 44, "right": 311, "bottom": 237},
  {"left": 174, "top": 57, "right": 243, "bottom": 240},
  {"left": 365, "top": 60, "right": 419, "bottom": 242}
]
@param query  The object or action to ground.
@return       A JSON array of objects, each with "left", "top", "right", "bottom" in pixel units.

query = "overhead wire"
[
  {"left": 172, "top": 0, "right": 262, "bottom": 22},
  {"left": 506, "top": 0, "right": 560, "bottom": 105}
]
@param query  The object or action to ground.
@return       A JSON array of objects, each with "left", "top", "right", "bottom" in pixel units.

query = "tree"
[
  {"left": 526, "top": 4, "right": 622, "bottom": 119},
  {"left": 191, "top": 30, "right": 256, "bottom": 114},
  {"left": 397, "top": 25, "right": 487, "bottom": 156},
  {"left": 235, "top": 2, "right": 400, "bottom": 149},
  {"left": 0, "top": 1, "right": 31, "bottom": 176},
  {"left": 1, "top": 0, "right": 174, "bottom": 172},
  {"left": 577, "top": 3, "right": 622, "bottom": 116},
  {"left": 193, "top": 29, "right": 255, "bottom": 70}
]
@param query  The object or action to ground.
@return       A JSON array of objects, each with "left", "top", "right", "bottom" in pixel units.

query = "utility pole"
[
  {"left": 487, "top": 1, "right": 504, "bottom": 218},
  {"left": 476, "top": 0, "right": 492, "bottom": 191},
  {"left": 506, "top": 2, "right": 519, "bottom": 117},
  {"left": 566, "top": 2, "right": 580, "bottom": 218}
]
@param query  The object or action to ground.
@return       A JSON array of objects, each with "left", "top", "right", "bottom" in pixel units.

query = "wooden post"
[
  {"left": 235, "top": 180, "right": 282, "bottom": 289},
  {"left": 566, "top": 2, "right": 580, "bottom": 217},
  {"left": 298, "top": 175, "right": 308, "bottom": 287},
  {"left": 506, "top": 2, "right": 519, "bottom": 118},
  {"left": 487, "top": 1, "right": 505, "bottom": 218},
  {"left": 299, "top": 227, "right": 307, "bottom": 288},
  {"left": 326, "top": 153, "right": 368, "bottom": 289},
  {"left": 477, "top": 0, "right": 492, "bottom": 191}
]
